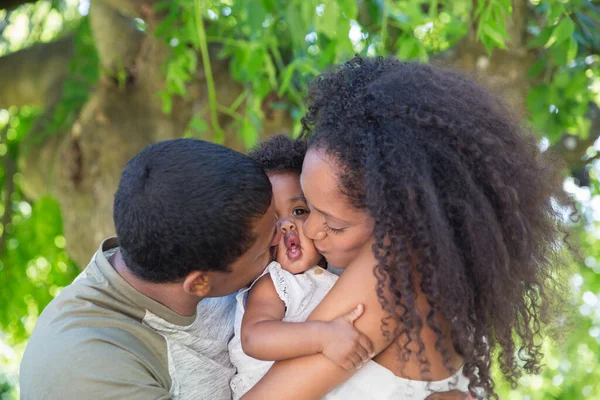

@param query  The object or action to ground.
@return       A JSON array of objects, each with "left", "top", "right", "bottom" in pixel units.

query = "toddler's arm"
[{"left": 241, "top": 274, "right": 373, "bottom": 370}]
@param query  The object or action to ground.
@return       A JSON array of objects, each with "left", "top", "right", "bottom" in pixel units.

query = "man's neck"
[{"left": 110, "top": 249, "right": 201, "bottom": 317}]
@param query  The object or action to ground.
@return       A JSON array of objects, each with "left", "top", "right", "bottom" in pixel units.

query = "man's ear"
[{"left": 182, "top": 270, "right": 212, "bottom": 297}]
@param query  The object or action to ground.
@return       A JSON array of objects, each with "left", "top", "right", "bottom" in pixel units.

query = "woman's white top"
[
  {"left": 324, "top": 360, "right": 470, "bottom": 399},
  {"left": 228, "top": 261, "right": 338, "bottom": 399}
]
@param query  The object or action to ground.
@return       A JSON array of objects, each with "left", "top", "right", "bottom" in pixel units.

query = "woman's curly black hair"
[
  {"left": 248, "top": 134, "right": 307, "bottom": 174},
  {"left": 301, "top": 56, "right": 571, "bottom": 398}
]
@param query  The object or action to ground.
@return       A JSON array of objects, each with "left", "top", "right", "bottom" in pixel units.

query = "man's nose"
[{"left": 279, "top": 218, "right": 296, "bottom": 234}]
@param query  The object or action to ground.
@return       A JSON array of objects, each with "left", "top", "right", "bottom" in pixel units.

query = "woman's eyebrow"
[{"left": 300, "top": 193, "right": 342, "bottom": 221}]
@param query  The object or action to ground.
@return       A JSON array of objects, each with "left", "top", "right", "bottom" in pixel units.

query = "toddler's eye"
[{"left": 292, "top": 208, "right": 309, "bottom": 217}]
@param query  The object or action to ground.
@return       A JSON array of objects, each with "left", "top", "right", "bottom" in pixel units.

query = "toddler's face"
[{"left": 268, "top": 172, "right": 323, "bottom": 274}]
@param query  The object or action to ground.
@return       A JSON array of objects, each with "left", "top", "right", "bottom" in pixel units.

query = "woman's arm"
[
  {"left": 243, "top": 247, "right": 397, "bottom": 400},
  {"left": 242, "top": 274, "right": 372, "bottom": 365}
]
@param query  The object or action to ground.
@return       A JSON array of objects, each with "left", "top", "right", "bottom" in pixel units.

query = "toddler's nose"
[{"left": 279, "top": 218, "right": 296, "bottom": 234}]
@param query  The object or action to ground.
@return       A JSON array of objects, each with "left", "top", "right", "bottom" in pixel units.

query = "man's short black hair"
[
  {"left": 248, "top": 135, "right": 307, "bottom": 174},
  {"left": 113, "top": 138, "right": 272, "bottom": 283}
]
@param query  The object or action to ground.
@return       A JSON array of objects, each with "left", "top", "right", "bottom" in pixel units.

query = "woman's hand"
[{"left": 320, "top": 304, "right": 374, "bottom": 370}]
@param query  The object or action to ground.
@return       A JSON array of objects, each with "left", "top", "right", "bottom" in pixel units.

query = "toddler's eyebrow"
[{"left": 289, "top": 195, "right": 306, "bottom": 203}]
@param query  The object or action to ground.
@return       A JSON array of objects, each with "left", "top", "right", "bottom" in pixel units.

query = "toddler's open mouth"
[{"left": 283, "top": 231, "right": 302, "bottom": 261}]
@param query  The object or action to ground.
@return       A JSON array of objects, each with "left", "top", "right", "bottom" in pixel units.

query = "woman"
[{"left": 244, "top": 57, "right": 569, "bottom": 399}]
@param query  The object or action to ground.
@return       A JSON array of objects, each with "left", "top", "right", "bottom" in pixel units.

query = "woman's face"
[{"left": 300, "top": 148, "right": 374, "bottom": 269}]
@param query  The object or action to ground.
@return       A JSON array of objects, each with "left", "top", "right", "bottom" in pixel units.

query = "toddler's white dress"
[{"left": 228, "top": 261, "right": 338, "bottom": 399}]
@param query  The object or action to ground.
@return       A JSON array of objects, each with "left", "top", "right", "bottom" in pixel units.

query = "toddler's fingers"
[
  {"left": 342, "top": 304, "right": 365, "bottom": 324},
  {"left": 355, "top": 344, "right": 368, "bottom": 363},
  {"left": 359, "top": 334, "right": 374, "bottom": 356},
  {"left": 347, "top": 353, "right": 363, "bottom": 370},
  {"left": 342, "top": 360, "right": 355, "bottom": 371}
]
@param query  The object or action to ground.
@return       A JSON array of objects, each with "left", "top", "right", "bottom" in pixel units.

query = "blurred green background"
[{"left": 0, "top": 0, "right": 599, "bottom": 398}]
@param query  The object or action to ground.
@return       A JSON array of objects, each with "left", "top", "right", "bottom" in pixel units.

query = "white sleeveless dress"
[{"left": 228, "top": 261, "right": 339, "bottom": 399}]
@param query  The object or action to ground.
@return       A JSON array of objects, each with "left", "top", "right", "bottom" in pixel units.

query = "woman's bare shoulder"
[{"left": 307, "top": 245, "right": 397, "bottom": 353}]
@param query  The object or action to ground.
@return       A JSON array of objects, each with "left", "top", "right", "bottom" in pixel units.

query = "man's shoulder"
[
  {"left": 20, "top": 294, "right": 172, "bottom": 399},
  {"left": 19, "top": 328, "right": 172, "bottom": 399},
  {"left": 24, "top": 265, "right": 169, "bottom": 361},
  {"left": 20, "top": 261, "right": 172, "bottom": 398}
]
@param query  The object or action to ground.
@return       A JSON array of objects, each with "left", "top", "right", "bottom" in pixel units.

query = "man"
[{"left": 20, "top": 139, "right": 279, "bottom": 399}]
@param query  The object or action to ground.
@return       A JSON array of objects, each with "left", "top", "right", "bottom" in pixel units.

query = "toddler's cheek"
[{"left": 275, "top": 243, "right": 287, "bottom": 264}]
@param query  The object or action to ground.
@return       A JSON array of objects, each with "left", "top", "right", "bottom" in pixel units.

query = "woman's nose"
[{"left": 279, "top": 218, "right": 296, "bottom": 234}]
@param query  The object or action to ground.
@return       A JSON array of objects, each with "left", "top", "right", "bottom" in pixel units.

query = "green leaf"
[
  {"left": 548, "top": 2, "right": 565, "bottom": 24},
  {"left": 338, "top": 0, "right": 358, "bottom": 19},
  {"left": 474, "top": 0, "right": 487, "bottom": 19},
  {"left": 285, "top": 3, "right": 305, "bottom": 48},
  {"left": 264, "top": 52, "right": 277, "bottom": 89},
  {"left": 190, "top": 115, "right": 208, "bottom": 134},
  {"left": 549, "top": 39, "right": 568, "bottom": 65},
  {"left": 528, "top": 58, "right": 546, "bottom": 78},
  {"left": 482, "top": 23, "right": 507, "bottom": 49},
  {"left": 499, "top": 0, "right": 512, "bottom": 14},
  {"left": 158, "top": 90, "right": 173, "bottom": 114},
  {"left": 241, "top": 116, "right": 259, "bottom": 149},
  {"left": 526, "top": 85, "right": 549, "bottom": 114},
  {"left": 261, "top": 0, "right": 277, "bottom": 13},
  {"left": 574, "top": 115, "right": 592, "bottom": 139},
  {"left": 566, "top": 36, "right": 578, "bottom": 63},
  {"left": 528, "top": 26, "right": 554, "bottom": 48},
  {"left": 246, "top": 0, "right": 266, "bottom": 32},
  {"left": 245, "top": 45, "right": 266, "bottom": 79},
  {"left": 316, "top": 0, "right": 340, "bottom": 38},
  {"left": 544, "top": 18, "right": 575, "bottom": 48},
  {"left": 278, "top": 62, "right": 296, "bottom": 97},
  {"left": 397, "top": 36, "right": 420, "bottom": 60}
]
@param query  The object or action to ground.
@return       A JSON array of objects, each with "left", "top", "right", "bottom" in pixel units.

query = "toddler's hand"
[{"left": 320, "top": 304, "right": 374, "bottom": 371}]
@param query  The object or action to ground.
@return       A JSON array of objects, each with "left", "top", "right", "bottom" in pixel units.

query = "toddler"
[{"left": 228, "top": 136, "right": 373, "bottom": 399}]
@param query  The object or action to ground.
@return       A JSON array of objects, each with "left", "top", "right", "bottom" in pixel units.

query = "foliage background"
[{"left": 1, "top": 0, "right": 599, "bottom": 398}]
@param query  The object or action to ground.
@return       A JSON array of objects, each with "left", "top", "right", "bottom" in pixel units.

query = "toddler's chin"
[{"left": 279, "top": 259, "right": 310, "bottom": 274}]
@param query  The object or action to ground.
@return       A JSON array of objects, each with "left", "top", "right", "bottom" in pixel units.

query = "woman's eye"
[
  {"left": 324, "top": 223, "right": 345, "bottom": 235},
  {"left": 292, "top": 208, "right": 309, "bottom": 217}
]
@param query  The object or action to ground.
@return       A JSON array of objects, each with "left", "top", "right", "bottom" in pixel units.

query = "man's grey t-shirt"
[{"left": 20, "top": 237, "right": 236, "bottom": 400}]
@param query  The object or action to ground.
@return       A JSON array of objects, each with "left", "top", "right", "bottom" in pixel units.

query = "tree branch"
[
  {"left": 0, "top": 36, "right": 74, "bottom": 109},
  {"left": 89, "top": 0, "right": 145, "bottom": 73}
]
